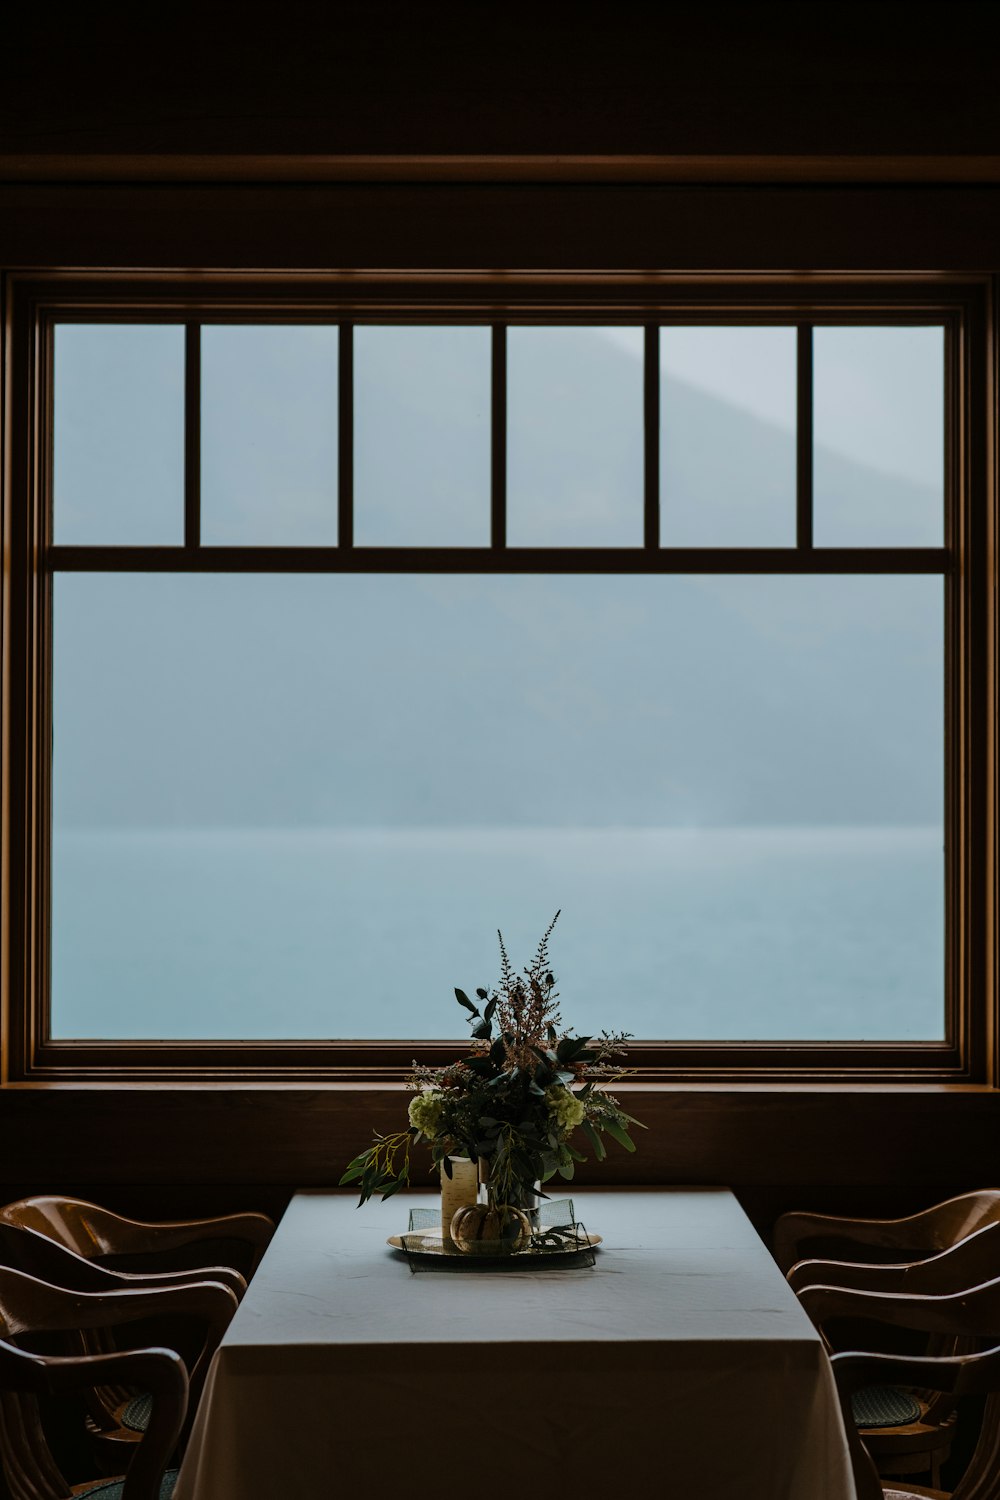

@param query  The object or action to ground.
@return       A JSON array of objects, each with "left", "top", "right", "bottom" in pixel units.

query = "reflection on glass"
[
  {"left": 52, "top": 573, "right": 942, "bottom": 1043},
  {"left": 54, "top": 325, "right": 184, "bottom": 545},
  {"left": 201, "top": 325, "right": 338, "bottom": 546},
  {"left": 814, "top": 326, "right": 944, "bottom": 546},
  {"left": 355, "top": 326, "right": 490, "bottom": 546},
  {"left": 507, "top": 327, "right": 643, "bottom": 546},
  {"left": 660, "top": 326, "right": 796, "bottom": 547}
]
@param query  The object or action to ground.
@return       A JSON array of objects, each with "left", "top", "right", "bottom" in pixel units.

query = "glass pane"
[
  {"left": 201, "top": 326, "right": 338, "bottom": 546},
  {"left": 814, "top": 326, "right": 944, "bottom": 546},
  {"left": 507, "top": 327, "right": 643, "bottom": 546},
  {"left": 53, "top": 324, "right": 184, "bottom": 545},
  {"left": 660, "top": 326, "right": 796, "bottom": 546},
  {"left": 52, "top": 573, "right": 942, "bottom": 1043},
  {"left": 354, "top": 326, "right": 490, "bottom": 546}
]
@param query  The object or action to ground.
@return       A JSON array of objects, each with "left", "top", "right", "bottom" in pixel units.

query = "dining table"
[{"left": 173, "top": 1187, "right": 857, "bottom": 1500}]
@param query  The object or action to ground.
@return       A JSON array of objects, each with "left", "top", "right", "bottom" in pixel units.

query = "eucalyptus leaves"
[{"left": 340, "top": 913, "right": 643, "bottom": 1208}]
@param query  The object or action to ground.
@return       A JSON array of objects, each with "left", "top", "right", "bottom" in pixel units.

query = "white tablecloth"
[{"left": 174, "top": 1188, "right": 856, "bottom": 1500}]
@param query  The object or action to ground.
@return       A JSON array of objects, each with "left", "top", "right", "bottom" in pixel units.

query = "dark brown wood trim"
[
  {"left": 5, "top": 155, "right": 1000, "bottom": 187},
  {"left": 44, "top": 543, "right": 951, "bottom": 575}
]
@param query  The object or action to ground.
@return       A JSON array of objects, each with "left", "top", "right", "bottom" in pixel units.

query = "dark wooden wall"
[{"left": 2, "top": 6, "right": 999, "bottom": 1238}]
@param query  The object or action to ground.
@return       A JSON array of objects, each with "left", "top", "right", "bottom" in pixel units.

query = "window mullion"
[
  {"left": 491, "top": 323, "right": 506, "bottom": 549},
  {"left": 796, "top": 324, "right": 814, "bottom": 550},
  {"left": 184, "top": 323, "right": 201, "bottom": 549},
  {"left": 644, "top": 323, "right": 660, "bottom": 549},
  {"left": 338, "top": 322, "right": 354, "bottom": 549}
]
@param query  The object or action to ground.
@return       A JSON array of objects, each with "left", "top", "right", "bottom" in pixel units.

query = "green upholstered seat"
[
  {"left": 851, "top": 1385, "right": 923, "bottom": 1429},
  {"left": 77, "top": 1470, "right": 178, "bottom": 1499},
  {"left": 121, "top": 1392, "right": 153, "bottom": 1432}
]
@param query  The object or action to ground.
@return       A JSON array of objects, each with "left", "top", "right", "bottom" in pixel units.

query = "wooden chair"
[
  {"left": 0, "top": 1221, "right": 241, "bottom": 1454},
  {"left": 0, "top": 1197, "right": 275, "bottom": 1284},
  {"left": 831, "top": 1341, "right": 1000, "bottom": 1500},
  {"left": 1, "top": 1265, "right": 191, "bottom": 1499},
  {"left": 800, "top": 1272, "right": 1000, "bottom": 1488},
  {"left": 775, "top": 1191, "right": 1000, "bottom": 1276}
]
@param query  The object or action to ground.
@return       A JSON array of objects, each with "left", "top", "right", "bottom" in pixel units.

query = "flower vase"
[
  {"left": 477, "top": 1156, "right": 542, "bottom": 1230},
  {"left": 440, "top": 1156, "right": 479, "bottom": 1243}
]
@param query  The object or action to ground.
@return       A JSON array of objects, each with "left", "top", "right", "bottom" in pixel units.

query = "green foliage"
[{"left": 342, "top": 915, "right": 644, "bottom": 1207}]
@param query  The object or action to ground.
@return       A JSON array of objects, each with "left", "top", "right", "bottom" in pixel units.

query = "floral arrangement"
[{"left": 341, "top": 912, "right": 642, "bottom": 1209}]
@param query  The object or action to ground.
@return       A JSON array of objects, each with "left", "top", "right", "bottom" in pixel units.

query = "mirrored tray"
[{"left": 387, "top": 1199, "right": 600, "bottom": 1272}]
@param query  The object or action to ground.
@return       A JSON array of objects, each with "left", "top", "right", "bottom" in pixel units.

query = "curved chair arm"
[
  {"left": 0, "top": 1266, "right": 237, "bottom": 1442},
  {"left": 0, "top": 1221, "right": 246, "bottom": 1300},
  {"left": 787, "top": 1256, "right": 909, "bottom": 1295},
  {"left": 799, "top": 1273, "right": 1000, "bottom": 1342},
  {"left": 774, "top": 1190, "right": 1000, "bottom": 1273},
  {"left": 788, "top": 1218, "right": 1000, "bottom": 1298},
  {"left": 0, "top": 1269, "right": 239, "bottom": 1344},
  {"left": 1, "top": 1198, "right": 275, "bottom": 1279},
  {"left": 0, "top": 1337, "right": 187, "bottom": 1500}
]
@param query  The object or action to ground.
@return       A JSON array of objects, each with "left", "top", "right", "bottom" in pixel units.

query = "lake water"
[{"left": 50, "top": 825, "right": 943, "bottom": 1043}]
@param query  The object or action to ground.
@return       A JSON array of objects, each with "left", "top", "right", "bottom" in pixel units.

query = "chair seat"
[
  {"left": 120, "top": 1391, "right": 153, "bottom": 1432},
  {"left": 882, "top": 1488, "right": 947, "bottom": 1500},
  {"left": 74, "top": 1469, "right": 178, "bottom": 1499},
  {"left": 852, "top": 1385, "right": 923, "bottom": 1429}
]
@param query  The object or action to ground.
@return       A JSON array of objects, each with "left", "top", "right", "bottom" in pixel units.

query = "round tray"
[{"left": 387, "top": 1224, "right": 602, "bottom": 1264}]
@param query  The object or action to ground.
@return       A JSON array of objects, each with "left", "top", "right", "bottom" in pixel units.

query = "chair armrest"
[
  {"left": 787, "top": 1257, "right": 909, "bottom": 1295},
  {"left": 0, "top": 1270, "right": 239, "bottom": 1343},
  {"left": 831, "top": 1346, "right": 968, "bottom": 1400},
  {"left": 799, "top": 1275, "right": 1000, "bottom": 1341},
  {"left": 0, "top": 1222, "right": 246, "bottom": 1300},
  {"left": 774, "top": 1205, "right": 945, "bottom": 1272},
  {"left": 100, "top": 1264, "right": 248, "bottom": 1300}
]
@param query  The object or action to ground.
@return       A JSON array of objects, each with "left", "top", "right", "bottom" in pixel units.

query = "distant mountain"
[{"left": 52, "top": 328, "right": 942, "bottom": 830}]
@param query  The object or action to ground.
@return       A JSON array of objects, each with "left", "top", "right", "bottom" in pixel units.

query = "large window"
[{"left": 3, "top": 274, "right": 988, "bottom": 1081}]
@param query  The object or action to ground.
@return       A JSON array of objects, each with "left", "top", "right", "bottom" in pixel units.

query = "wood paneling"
[
  {"left": 3, "top": 185, "right": 1000, "bottom": 272},
  {"left": 1, "top": 1086, "right": 997, "bottom": 1195}
]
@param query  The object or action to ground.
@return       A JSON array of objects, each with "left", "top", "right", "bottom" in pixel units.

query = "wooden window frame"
[{"left": 1, "top": 269, "right": 993, "bottom": 1085}]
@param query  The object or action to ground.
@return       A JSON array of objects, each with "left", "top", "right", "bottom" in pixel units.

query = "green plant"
[{"left": 341, "top": 912, "right": 643, "bottom": 1206}]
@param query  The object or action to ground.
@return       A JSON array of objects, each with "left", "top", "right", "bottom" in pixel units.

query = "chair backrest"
[
  {"left": 0, "top": 1196, "right": 153, "bottom": 1260},
  {"left": 924, "top": 1193, "right": 1000, "bottom": 1253},
  {"left": 832, "top": 1341, "right": 1000, "bottom": 1500},
  {"left": 0, "top": 1221, "right": 140, "bottom": 1292},
  {"left": 0, "top": 1194, "right": 274, "bottom": 1280}
]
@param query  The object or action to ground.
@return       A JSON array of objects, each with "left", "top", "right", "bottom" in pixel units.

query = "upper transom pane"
[
  {"left": 507, "top": 327, "right": 643, "bottom": 546},
  {"left": 202, "top": 325, "right": 339, "bottom": 546},
  {"left": 660, "top": 326, "right": 797, "bottom": 547},
  {"left": 813, "top": 326, "right": 944, "bottom": 547},
  {"left": 53, "top": 324, "right": 184, "bottom": 545},
  {"left": 354, "top": 325, "right": 490, "bottom": 547}
]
